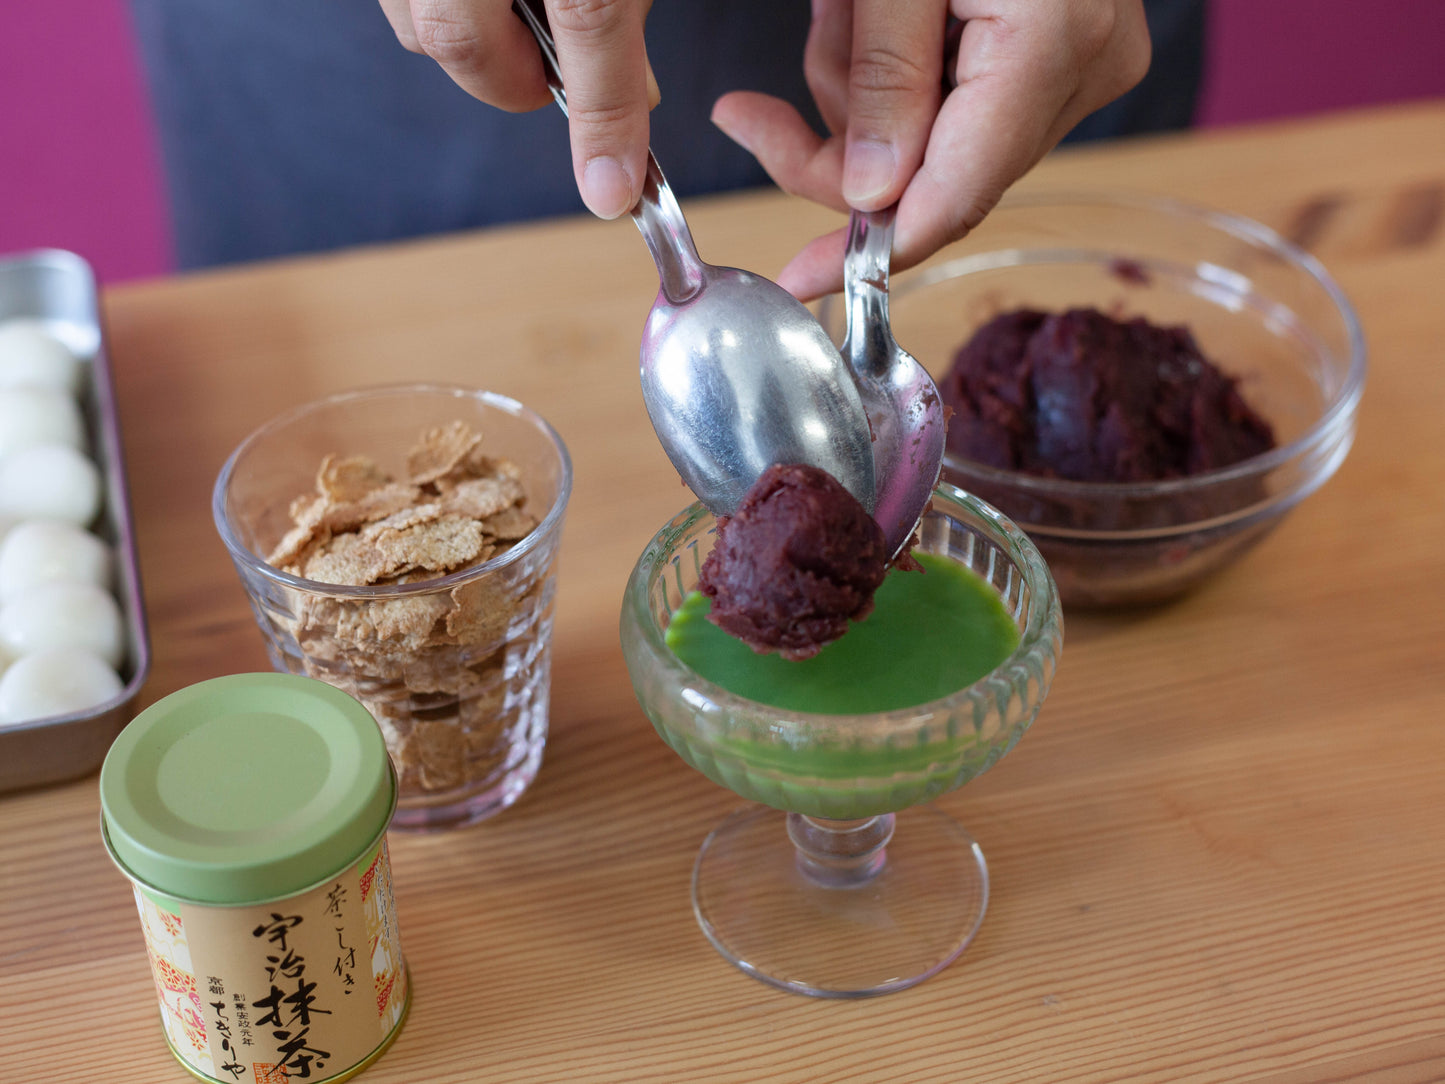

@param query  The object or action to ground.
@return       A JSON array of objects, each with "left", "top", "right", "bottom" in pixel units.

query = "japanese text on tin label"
[{"left": 252, "top": 911, "right": 333, "bottom": 1078}]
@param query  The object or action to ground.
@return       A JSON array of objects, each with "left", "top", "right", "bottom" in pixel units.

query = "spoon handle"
[
  {"left": 842, "top": 207, "right": 899, "bottom": 375},
  {"left": 512, "top": 0, "right": 705, "bottom": 304}
]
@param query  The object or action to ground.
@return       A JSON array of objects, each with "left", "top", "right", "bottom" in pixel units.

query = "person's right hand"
[
  {"left": 712, "top": 0, "right": 1151, "bottom": 301},
  {"left": 378, "top": 0, "right": 659, "bottom": 221}
]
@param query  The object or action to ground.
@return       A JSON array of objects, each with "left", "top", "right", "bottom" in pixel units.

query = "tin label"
[{"left": 132, "top": 839, "right": 408, "bottom": 1082}]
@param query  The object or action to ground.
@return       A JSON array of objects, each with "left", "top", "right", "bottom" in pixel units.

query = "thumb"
[{"left": 841, "top": 0, "right": 948, "bottom": 210}]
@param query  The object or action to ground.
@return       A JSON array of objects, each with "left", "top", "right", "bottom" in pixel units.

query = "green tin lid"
[{"left": 100, "top": 673, "right": 395, "bottom": 905}]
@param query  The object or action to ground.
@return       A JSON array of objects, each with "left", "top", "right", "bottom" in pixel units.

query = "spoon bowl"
[
  {"left": 840, "top": 208, "right": 947, "bottom": 557},
  {"left": 638, "top": 259, "right": 877, "bottom": 517}
]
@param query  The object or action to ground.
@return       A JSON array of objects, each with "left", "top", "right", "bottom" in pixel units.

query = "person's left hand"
[{"left": 711, "top": 0, "right": 1151, "bottom": 301}]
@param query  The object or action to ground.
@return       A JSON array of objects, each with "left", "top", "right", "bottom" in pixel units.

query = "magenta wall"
[
  {"left": 1197, "top": 0, "right": 1445, "bottom": 126},
  {"left": 2, "top": 0, "right": 1443, "bottom": 284},
  {"left": 1, "top": 1, "right": 171, "bottom": 284}
]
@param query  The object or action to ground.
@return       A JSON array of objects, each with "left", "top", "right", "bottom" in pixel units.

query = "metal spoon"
[
  {"left": 513, "top": 0, "right": 875, "bottom": 516},
  {"left": 840, "top": 207, "right": 947, "bottom": 558}
]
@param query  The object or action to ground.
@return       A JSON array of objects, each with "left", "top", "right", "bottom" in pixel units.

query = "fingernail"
[
  {"left": 582, "top": 156, "right": 634, "bottom": 220},
  {"left": 711, "top": 113, "right": 753, "bottom": 155},
  {"left": 843, "top": 139, "right": 897, "bottom": 207}
]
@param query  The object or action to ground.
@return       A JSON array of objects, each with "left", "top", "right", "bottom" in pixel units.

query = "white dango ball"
[
  {"left": 0, "top": 387, "right": 86, "bottom": 456},
  {"left": 0, "top": 646, "right": 123, "bottom": 725},
  {"left": 0, "top": 581, "right": 126, "bottom": 668},
  {"left": 0, "top": 443, "right": 102, "bottom": 526},
  {"left": 0, "top": 319, "right": 82, "bottom": 395},
  {"left": 0, "top": 521, "right": 112, "bottom": 602}
]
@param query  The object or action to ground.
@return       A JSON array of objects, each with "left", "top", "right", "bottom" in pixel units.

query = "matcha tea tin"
[{"left": 100, "top": 673, "right": 410, "bottom": 1083}]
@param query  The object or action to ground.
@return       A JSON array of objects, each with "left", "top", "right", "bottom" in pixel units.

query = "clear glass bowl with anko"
[
  {"left": 818, "top": 191, "right": 1366, "bottom": 608},
  {"left": 619, "top": 482, "right": 1063, "bottom": 998}
]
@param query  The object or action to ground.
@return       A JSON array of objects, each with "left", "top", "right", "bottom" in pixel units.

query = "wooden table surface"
[{"left": 3, "top": 101, "right": 1443, "bottom": 1083}]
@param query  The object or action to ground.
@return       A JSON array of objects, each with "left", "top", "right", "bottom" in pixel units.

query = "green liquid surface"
[{"left": 664, "top": 552, "right": 1020, "bottom": 715}]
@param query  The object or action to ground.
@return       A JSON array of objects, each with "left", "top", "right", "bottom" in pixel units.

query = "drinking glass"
[{"left": 214, "top": 385, "right": 571, "bottom": 830}]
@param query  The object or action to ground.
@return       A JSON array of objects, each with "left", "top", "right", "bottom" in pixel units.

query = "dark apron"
[{"left": 127, "top": 0, "right": 1201, "bottom": 269}]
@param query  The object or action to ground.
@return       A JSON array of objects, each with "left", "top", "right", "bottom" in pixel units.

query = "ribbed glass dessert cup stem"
[{"left": 620, "top": 483, "right": 1063, "bottom": 997}]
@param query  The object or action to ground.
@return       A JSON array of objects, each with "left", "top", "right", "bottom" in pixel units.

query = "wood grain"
[{"left": 2, "top": 101, "right": 1443, "bottom": 1083}]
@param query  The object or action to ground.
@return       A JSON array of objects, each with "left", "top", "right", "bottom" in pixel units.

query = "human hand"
[
  {"left": 378, "top": 0, "right": 659, "bottom": 219},
  {"left": 711, "top": 0, "right": 1151, "bottom": 300}
]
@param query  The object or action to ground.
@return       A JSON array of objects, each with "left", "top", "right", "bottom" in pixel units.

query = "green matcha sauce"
[{"left": 665, "top": 552, "right": 1020, "bottom": 715}]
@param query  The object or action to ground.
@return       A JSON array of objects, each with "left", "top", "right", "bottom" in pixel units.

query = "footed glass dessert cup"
[{"left": 620, "top": 483, "right": 1063, "bottom": 997}]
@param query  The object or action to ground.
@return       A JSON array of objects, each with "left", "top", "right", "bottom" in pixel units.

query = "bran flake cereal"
[{"left": 267, "top": 421, "right": 543, "bottom": 799}]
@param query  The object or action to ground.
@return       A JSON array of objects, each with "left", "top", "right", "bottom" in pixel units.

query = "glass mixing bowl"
[{"left": 820, "top": 191, "right": 1366, "bottom": 607}]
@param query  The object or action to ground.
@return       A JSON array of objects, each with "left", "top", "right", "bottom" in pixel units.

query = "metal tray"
[{"left": 0, "top": 249, "right": 150, "bottom": 792}]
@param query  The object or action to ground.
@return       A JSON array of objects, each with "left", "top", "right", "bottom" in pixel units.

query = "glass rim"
[
  {"left": 621, "top": 480, "right": 1063, "bottom": 732},
  {"left": 820, "top": 188, "right": 1368, "bottom": 504},
  {"left": 212, "top": 383, "right": 573, "bottom": 597}
]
